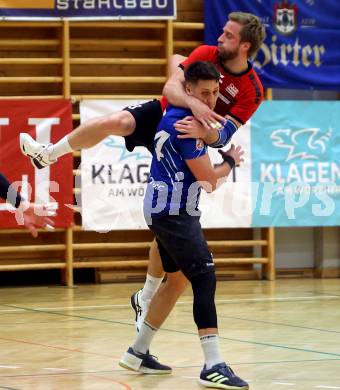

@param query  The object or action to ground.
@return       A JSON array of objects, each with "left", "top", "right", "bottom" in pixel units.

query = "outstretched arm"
[{"left": 0, "top": 173, "right": 55, "bottom": 237}]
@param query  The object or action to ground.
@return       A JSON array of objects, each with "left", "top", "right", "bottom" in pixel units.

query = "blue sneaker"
[
  {"left": 119, "top": 347, "right": 172, "bottom": 375},
  {"left": 198, "top": 363, "right": 249, "bottom": 389}
]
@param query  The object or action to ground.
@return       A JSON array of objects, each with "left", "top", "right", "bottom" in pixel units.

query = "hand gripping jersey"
[{"left": 180, "top": 45, "right": 264, "bottom": 124}]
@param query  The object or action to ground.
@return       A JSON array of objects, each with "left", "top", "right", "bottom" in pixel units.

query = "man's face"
[
  {"left": 185, "top": 79, "right": 219, "bottom": 110},
  {"left": 217, "top": 20, "right": 243, "bottom": 61}
]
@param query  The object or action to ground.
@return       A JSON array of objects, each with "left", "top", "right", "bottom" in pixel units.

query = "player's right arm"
[
  {"left": 185, "top": 144, "right": 244, "bottom": 192},
  {"left": 163, "top": 47, "right": 225, "bottom": 128}
]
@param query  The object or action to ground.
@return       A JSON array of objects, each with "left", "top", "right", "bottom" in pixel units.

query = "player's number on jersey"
[{"left": 154, "top": 130, "right": 170, "bottom": 161}]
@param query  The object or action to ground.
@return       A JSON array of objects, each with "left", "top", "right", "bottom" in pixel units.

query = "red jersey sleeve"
[
  {"left": 180, "top": 45, "right": 217, "bottom": 69},
  {"left": 229, "top": 75, "right": 264, "bottom": 124}
]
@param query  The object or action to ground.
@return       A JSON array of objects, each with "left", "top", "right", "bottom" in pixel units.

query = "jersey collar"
[{"left": 218, "top": 57, "right": 252, "bottom": 77}]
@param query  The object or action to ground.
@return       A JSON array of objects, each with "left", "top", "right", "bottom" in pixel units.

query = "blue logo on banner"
[{"left": 251, "top": 101, "right": 340, "bottom": 227}]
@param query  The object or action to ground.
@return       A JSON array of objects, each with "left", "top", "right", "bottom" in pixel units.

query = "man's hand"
[
  {"left": 14, "top": 201, "right": 56, "bottom": 238},
  {"left": 188, "top": 98, "right": 225, "bottom": 129},
  {"left": 219, "top": 144, "right": 245, "bottom": 166},
  {"left": 175, "top": 116, "right": 210, "bottom": 140}
]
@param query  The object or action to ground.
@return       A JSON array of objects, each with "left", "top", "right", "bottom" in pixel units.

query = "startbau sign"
[{"left": 56, "top": 0, "right": 170, "bottom": 10}]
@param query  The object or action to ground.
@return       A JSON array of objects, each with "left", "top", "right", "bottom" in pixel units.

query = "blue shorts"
[{"left": 149, "top": 212, "right": 214, "bottom": 280}]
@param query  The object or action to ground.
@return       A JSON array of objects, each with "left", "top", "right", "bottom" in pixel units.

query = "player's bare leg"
[
  {"left": 144, "top": 270, "right": 189, "bottom": 329},
  {"left": 67, "top": 110, "right": 135, "bottom": 150},
  {"left": 130, "top": 239, "right": 166, "bottom": 331},
  {"left": 20, "top": 110, "right": 136, "bottom": 169}
]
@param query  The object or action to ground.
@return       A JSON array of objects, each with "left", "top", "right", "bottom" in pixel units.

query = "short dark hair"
[{"left": 184, "top": 61, "right": 220, "bottom": 84}]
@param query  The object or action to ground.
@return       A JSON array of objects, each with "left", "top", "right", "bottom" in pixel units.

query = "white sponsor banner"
[
  {"left": 200, "top": 122, "right": 252, "bottom": 228},
  {"left": 80, "top": 99, "right": 251, "bottom": 230},
  {"left": 80, "top": 100, "right": 151, "bottom": 231}
]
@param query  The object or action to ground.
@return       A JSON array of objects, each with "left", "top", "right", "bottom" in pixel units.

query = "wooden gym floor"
[{"left": 0, "top": 278, "right": 339, "bottom": 390}]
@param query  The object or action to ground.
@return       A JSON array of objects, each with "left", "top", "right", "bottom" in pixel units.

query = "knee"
[
  {"left": 190, "top": 270, "right": 216, "bottom": 297},
  {"left": 94, "top": 111, "right": 134, "bottom": 136}
]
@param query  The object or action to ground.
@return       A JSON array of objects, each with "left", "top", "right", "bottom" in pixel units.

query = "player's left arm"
[
  {"left": 185, "top": 144, "right": 244, "bottom": 192},
  {"left": 175, "top": 85, "right": 263, "bottom": 147},
  {"left": 175, "top": 115, "right": 241, "bottom": 147}
]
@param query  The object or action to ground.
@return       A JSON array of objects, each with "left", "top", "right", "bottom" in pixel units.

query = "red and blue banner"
[
  {"left": 0, "top": 99, "right": 74, "bottom": 228},
  {"left": 0, "top": 0, "right": 176, "bottom": 20},
  {"left": 204, "top": 0, "right": 340, "bottom": 90}
]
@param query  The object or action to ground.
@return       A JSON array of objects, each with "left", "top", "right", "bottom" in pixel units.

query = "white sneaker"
[
  {"left": 20, "top": 133, "right": 57, "bottom": 169},
  {"left": 130, "top": 289, "right": 150, "bottom": 332}
]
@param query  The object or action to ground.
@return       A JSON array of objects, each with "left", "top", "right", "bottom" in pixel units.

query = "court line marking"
[
  {"left": 174, "top": 358, "right": 340, "bottom": 368},
  {"left": 314, "top": 291, "right": 340, "bottom": 298},
  {"left": 1, "top": 357, "right": 339, "bottom": 379},
  {"left": 2, "top": 370, "right": 339, "bottom": 390},
  {"left": 201, "top": 313, "right": 340, "bottom": 335},
  {"left": 0, "top": 386, "right": 19, "bottom": 390},
  {"left": 0, "top": 370, "right": 117, "bottom": 379},
  {"left": 2, "top": 303, "right": 340, "bottom": 359},
  {"left": 272, "top": 382, "right": 296, "bottom": 386},
  {"left": 0, "top": 336, "right": 119, "bottom": 360},
  {"left": 88, "top": 374, "right": 132, "bottom": 390},
  {"left": 43, "top": 368, "right": 69, "bottom": 371},
  {"left": 0, "top": 371, "right": 132, "bottom": 390},
  {"left": 0, "top": 294, "right": 339, "bottom": 313}
]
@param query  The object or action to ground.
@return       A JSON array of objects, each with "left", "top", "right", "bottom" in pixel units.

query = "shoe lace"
[
  {"left": 34, "top": 153, "right": 44, "bottom": 162},
  {"left": 145, "top": 351, "right": 158, "bottom": 361},
  {"left": 221, "top": 364, "right": 235, "bottom": 377}
]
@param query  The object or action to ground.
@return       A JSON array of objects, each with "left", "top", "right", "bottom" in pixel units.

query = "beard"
[{"left": 218, "top": 45, "right": 239, "bottom": 61}]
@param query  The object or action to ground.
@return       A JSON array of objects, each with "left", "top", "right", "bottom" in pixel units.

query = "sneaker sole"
[
  {"left": 119, "top": 360, "right": 139, "bottom": 372},
  {"left": 198, "top": 378, "right": 248, "bottom": 390},
  {"left": 139, "top": 366, "right": 172, "bottom": 375},
  {"left": 119, "top": 360, "right": 172, "bottom": 375}
]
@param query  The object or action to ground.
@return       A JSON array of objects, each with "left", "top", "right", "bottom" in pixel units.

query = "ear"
[
  {"left": 184, "top": 82, "right": 193, "bottom": 95},
  {"left": 241, "top": 41, "right": 251, "bottom": 53}
]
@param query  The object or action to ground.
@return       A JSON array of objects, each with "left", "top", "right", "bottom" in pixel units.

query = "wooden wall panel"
[{"left": 0, "top": 2, "right": 275, "bottom": 284}]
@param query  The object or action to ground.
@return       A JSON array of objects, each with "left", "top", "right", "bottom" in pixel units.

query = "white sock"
[
  {"left": 49, "top": 136, "right": 74, "bottom": 160},
  {"left": 200, "top": 334, "right": 224, "bottom": 370},
  {"left": 140, "top": 273, "right": 163, "bottom": 302},
  {"left": 132, "top": 321, "right": 158, "bottom": 354}
]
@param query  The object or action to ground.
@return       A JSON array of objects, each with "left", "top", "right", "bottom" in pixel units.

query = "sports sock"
[
  {"left": 200, "top": 334, "right": 224, "bottom": 369},
  {"left": 140, "top": 273, "right": 163, "bottom": 302},
  {"left": 49, "top": 136, "right": 74, "bottom": 160},
  {"left": 132, "top": 321, "right": 158, "bottom": 354}
]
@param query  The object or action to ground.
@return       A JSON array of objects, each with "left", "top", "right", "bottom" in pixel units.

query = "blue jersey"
[{"left": 144, "top": 106, "right": 208, "bottom": 220}]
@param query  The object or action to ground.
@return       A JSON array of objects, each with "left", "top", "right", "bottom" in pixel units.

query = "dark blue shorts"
[
  {"left": 123, "top": 99, "right": 163, "bottom": 153},
  {"left": 149, "top": 212, "right": 214, "bottom": 280}
]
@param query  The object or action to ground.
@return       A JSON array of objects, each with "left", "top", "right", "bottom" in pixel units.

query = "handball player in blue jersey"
[{"left": 119, "top": 61, "right": 248, "bottom": 389}]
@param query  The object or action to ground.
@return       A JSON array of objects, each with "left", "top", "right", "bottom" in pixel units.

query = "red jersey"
[{"left": 179, "top": 45, "right": 264, "bottom": 125}]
